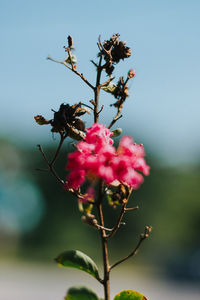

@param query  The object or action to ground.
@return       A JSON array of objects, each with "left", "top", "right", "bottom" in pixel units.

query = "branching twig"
[
  {"left": 107, "top": 203, "right": 127, "bottom": 239},
  {"left": 47, "top": 56, "right": 94, "bottom": 90},
  {"left": 37, "top": 133, "right": 65, "bottom": 185},
  {"left": 110, "top": 226, "right": 152, "bottom": 271},
  {"left": 107, "top": 188, "right": 133, "bottom": 239},
  {"left": 97, "top": 105, "right": 104, "bottom": 116},
  {"left": 82, "top": 215, "right": 113, "bottom": 232}
]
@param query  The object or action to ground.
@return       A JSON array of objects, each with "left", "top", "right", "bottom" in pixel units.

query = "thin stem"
[
  {"left": 107, "top": 203, "right": 127, "bottom": 239},
  {"left": 81, "top": 102, "right": 94, "bottom": 111},
  {"left": 110, "top": 226, "right": 152, "bottom": 271},
  {"left": 37, "top": 133, "right": 65, "bottom": 185},
  {"left": 50, "top": 133, "right": 65, "bottom": 166},
  {"left": 107, "top": 188, "right": 133, "bottom": 239},
  {"left": 110, "top": 237, "right": 145, "bottom": 270},
  {"left": 99, "top": 76, "right": 114, "bottom": 88},
  {"left": 108, "top": 76, "right": 130, "bottom": 129},
  {"left": 47, "top": 56, "right": 94, "bottom": 90},
  {"left": 125, "top": 206, "right": 139, "bottom": 211},
  {"left": 96, "top": 182, "right": 110, "bottom": 300},
  {"left": 108, "top": 110, "right": 122, "bottom": 129}
]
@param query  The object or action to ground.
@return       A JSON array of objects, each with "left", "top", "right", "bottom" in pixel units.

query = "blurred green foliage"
[{"left": 0, "top": 138, "right": 200, "bottom": 278}]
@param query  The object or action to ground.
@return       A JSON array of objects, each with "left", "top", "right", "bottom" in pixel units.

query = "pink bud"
[{"left": 128, "top": 69, "right": 136, "bottom": 78}]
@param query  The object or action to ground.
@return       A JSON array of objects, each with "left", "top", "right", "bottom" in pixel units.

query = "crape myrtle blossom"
[{"left": 64, "top": 123, "right": 150, "bottom": 197}]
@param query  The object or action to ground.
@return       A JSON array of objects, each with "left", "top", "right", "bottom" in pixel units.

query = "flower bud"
[
  {"left": 128, "top": 69, "right": 136, "bottom": 78},
  {"left": 112, "top": 128, "right": 122, "bottom": 137}
]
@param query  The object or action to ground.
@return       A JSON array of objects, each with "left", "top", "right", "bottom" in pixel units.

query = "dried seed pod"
[
  {"left": 67, "top": 35, "right": 73, "bottom": 48},
  {"left": 101, "top": 34, "right": 131, "bottom": 75},
  {"left": 49, "top": 103, "right": 87, "bottom": 140}
]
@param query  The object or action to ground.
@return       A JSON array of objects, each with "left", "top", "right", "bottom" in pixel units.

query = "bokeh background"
[{"left": 0, "top": 0, "right": 200, "bottom": 299}]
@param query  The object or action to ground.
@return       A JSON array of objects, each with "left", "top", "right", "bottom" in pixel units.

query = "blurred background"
[{"left": 0, "top": 0, "right": 200, "bottom": 299}]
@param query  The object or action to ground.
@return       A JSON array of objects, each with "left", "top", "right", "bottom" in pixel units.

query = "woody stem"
[{"left": 94, "top": 56, "right": 103, "bottom": 122}]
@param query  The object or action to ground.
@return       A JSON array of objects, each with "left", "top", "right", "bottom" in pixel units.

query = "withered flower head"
[
  {"left": 67, "top": 35, "right": 73, "bottom": 48},
  {"left": 50, "top": 103, "right": 87, "bottom": 140},
  {"left": 113, "top": 77, "right": 129, "bottom": 101},
  {"left": 102, "top": 34, "right": 131, "bottom": 75},
  {"left": 107, "top": 184, "right": 130, "bottom": 207},
  {"left": 63, "top": 35, "right": 74, "bottom": 52}
]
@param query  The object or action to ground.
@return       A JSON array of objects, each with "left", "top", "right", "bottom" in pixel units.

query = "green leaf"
[
  {"left": 113, "top": 290, "right": 148, "bottom": 300},
  {"left": 55, "top": 250, "right": 100, "bottom": 281},
  {"left": 65, "top": 286, "right": 99, "bottom": 300}
]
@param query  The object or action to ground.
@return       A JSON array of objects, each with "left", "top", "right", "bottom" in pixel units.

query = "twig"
[
  {"left": 94, "top": 55, "right": 103, "bottom": 122},
  {"left": 107, "top": 203, "right": 127, "bottom": 239},
  {"left": 96, "top": 224, "right": 113, "bottom": 232},
  {"left": 107, "top": 188, "right": 132, "bottom": 239},
  {"left": 66, "top": 48, "right": 74, "bottom": 70},
  {"left": 97, "top": 105, "right": 104, "bottom": 116},
  {"left": 47, "top": 56, "right": 94, "bottom": 90},
  {"left": 110, "top": 226, "right": 152, "bottom": 271},
  {"left": 37, "top": 133, "right": 65, "bottom": 185},
  {"left": 91, "top": 60, "right": 98, "bottom": 68},
  {"left": 100, "top": 77, "right": 115, "bottom": 88},
  {"left": 96, "top": 181, "right": 110, "bottom": 299},
  {"left": 108, "top": 113, "right": 122, "bottom": 129},
  {"left": 125, "top": 206, "right": 139, "bottom": 211},
  {"left": 81, "top": 102, "right": 94, "bottom": 111},
  {"left": 50, "top": 133, "right": 65, "bottom": 166}
]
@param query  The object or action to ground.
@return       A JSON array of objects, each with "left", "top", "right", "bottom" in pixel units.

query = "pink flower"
[
  {"left": 117, "top": 137, "right": 150, "bottom": 176},
  {"left": 65, "top": 169, "right": 85, "bottom": 190},
  {"left": 65, "top": 123, "right": 150, "bottom": 192},
  {"left": 85, "top": 123, "right": 113, "bottom": 151}
]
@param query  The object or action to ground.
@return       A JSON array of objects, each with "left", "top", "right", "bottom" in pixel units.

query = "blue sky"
[{"left": 0, "top": 0, "right": 200, "bottom": 164}]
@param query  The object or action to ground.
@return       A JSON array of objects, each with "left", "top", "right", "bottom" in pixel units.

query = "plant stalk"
[
  {"left": 94, "top": 55, "right": 110, "bottom": 299},
  {"left": 94, "top": 56, "right": 103, "bottom": 122},
  {"left": 97, "top": 202, "right": 110, "bottom": 300},
  {"left": 96, "top": 181, "right": 110, "bottom": 300}
]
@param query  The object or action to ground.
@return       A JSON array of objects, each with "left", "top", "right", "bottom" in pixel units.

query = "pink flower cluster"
[{"left": 65, "top": 123, "right": 150, "bottom": 193}]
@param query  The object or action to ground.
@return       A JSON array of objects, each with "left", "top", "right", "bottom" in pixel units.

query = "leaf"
[
  {"left": 101, "top": 82, "right": 117, "bottom": 94},
  {"left": 113, "top": 290, "right": 148, "bottom": 300},
  {"left": 55, "top": 250, "right": 100, "bottom": 281},
  {"left": 65, "top": 286, "right": 99, "bottom": 300}
]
